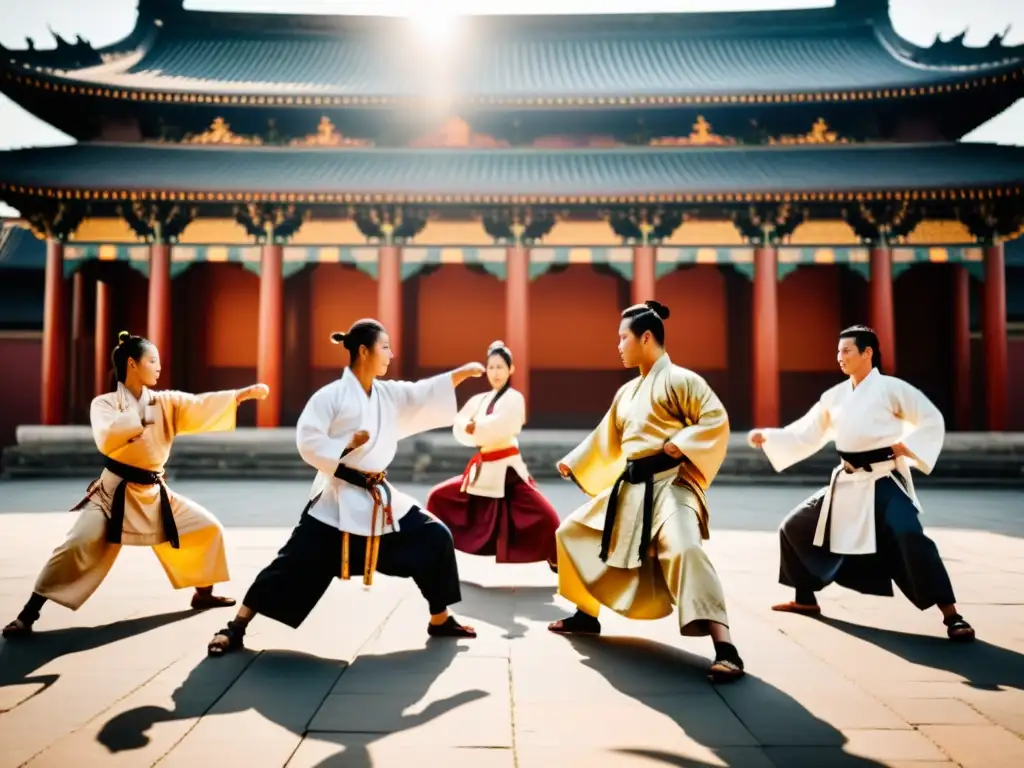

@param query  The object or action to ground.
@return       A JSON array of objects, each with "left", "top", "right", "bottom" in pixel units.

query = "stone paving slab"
[{"left": 0, "top": 480, "right": 1022, "bottom": 767}]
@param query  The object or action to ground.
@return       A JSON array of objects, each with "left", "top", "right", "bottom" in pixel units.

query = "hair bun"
[
  {"left": 644, "top": 300, "right": 671, "bottom": 320},
  {"left": 117, "top": 330, "right": 131, "bottom": 345},
  {"left": 487, "top": 340, "right": 506, "bottom": 352},
  {"left": 330, "top": 331, "right": 346, "bottom": 345}
]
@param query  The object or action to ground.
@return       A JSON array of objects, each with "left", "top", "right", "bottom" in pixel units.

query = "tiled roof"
[
  {"left": 3, "top": 1, "right": 1022, "bottom": 101},
  {"left": 2, "top": 142, "right": 1023, "bottom": 200},
  {"left": 0, "top": 225, "right": 44, "bottom": 269}
]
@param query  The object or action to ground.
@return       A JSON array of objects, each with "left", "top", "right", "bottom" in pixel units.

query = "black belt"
[
  {"left": 838, "top": 447, "right": 895, "bottom": 472},
  {"left": 600, "top": 451, "right": 683, "bottom": 564},
  {"left": 103, "top": 456, "right": 178, "bottom": 548}
]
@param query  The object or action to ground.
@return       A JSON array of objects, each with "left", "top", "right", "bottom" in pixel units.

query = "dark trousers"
[
  {"left": 779, "top": 476, "right": 956, "bottom": 611},
  {"left": 243, "top": 506, "right": 463, "bottom": 629}
]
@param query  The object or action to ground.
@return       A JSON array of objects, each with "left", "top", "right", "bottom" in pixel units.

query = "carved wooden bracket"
[
  {"left": 958, "top": 199, "right": 1024, "bottom": 244},
  {"left": 234, "top": 203, "right": 308, "bottom": 244},
  {"left": 732, "top": 203, "right": 806, "bottom": 245},
  {"left": 117, "top": 201, "right": 195, "bottom": 244},
  {"left": 20, "top": 199, "right": 88, "bottom": 242},
  {"left": 351, "top": 205, "right": 427, "bottom": 244},
  {"left": 607, "top": 207, "right": 686, "bottom": 244},
  {"left": 842, "top": 200, "right": 923, "bottom": 245},
  {"left": 482, "top": 208, "right": 557, "bottom": 245}
]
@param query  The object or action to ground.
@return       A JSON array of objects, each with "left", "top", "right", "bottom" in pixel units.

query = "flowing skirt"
[{"left": 425, "top": 469, "right": 559, "bottom": 564}]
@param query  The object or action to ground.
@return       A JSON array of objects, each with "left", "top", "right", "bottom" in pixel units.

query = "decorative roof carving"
[
  {"left": 769, "top": 118, "right": 847, "bottom": 146},
  {"left": 289, "top": 117, "right": 372, "bottom": 147},
  {"left": 649, "top": 116, "right": 736, "bottom": 147},
  {"left": 183, "top": 117, "right": 262, "bottom": 145}
]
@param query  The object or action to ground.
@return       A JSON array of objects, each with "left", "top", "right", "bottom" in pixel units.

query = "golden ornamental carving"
[
  {"left": 769, "top": 118, "right": 847, "bottom": 146},
  {"left": 289, "top": 116, "right": 373, "bottom": 147},
  {"left": 649, "top": 115, "right": 735, "bottom": 147},
  {"left": 183, "top": 117, "right": 263, "bottom": 145}
]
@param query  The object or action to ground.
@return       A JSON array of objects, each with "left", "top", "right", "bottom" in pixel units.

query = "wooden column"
[
  {"left": 631, "top": 245, "right": 656, "bottom": 306},
  {"left": 257, "top": 244, "right": 284, "bottom": 428},
  {"left": 752, "top": 245, "right": 779, "bottom": 428},
  {"left": 983, "top": 242, "right": 1007, "bottom": 431},
  {"left": 94, "top": 278, "right": 112, "bottom": 397},
  {"left": 952, "top": 265, "right": 972, "bottom": 431},
  {"left": 377, "top": 244, "right": 402, "bottom": 378},
  {"left": 147, "top": 242, "right": 173, "bottom": 387},
  {"left": 41, "top": 240, "right": 67, "bottom": 425},
  {"left": 869, "top": 245, "right": 896, "bottom": 372},
  {"left": 70, "top": 270, "right": 87, "bottom": 421},
  {"left": 506, "top": 245, "right": 530, "bottom": 411}
]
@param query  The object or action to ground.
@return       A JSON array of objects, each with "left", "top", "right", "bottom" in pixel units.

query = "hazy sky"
[{"left": 1, "top": 0, "right": 1022, "bottom": 216}]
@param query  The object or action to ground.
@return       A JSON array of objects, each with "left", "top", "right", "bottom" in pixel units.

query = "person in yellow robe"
[
  {"left": 547, "top": 300, "right": 744, "bottom": 683},
  {"left": 2, "top": 330, "right": 269, "bottom": 638}
]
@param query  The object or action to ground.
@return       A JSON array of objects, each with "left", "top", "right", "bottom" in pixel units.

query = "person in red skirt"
[{"left": 426, "top": 341, "right": 560, "bottom": 572}]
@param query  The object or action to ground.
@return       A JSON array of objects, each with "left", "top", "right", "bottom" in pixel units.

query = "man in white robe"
[
  {"left": 748, "top": 325, "right": 975, "bottom": 642},
  {"left": 207, "top": 320, "right": 485, "bottom": 656}
]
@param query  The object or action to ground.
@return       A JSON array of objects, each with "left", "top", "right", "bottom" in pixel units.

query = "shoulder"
[
  {"left": 612, "top": 378, "right": 637, "bottom": 402},
  {"left": 819, "top": 379, "right": 849, "bottom": 405},
  {"left": 667, "top": 364, "right": 707, "bottom": 388},
  {"left": 90, "top": 392, "right": 117, "bottom": 410},
  {"left": 502, "top": 388, "right": 526, "bottom": 406}
]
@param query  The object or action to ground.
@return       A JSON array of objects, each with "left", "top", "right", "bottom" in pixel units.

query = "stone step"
[{"left": 3, "top": 427, "right": 1023, "bottom": 484}]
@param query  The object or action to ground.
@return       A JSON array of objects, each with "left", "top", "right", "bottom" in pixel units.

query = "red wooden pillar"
[
  {"left": 41, "top": 240, "right": 67, "bottom": 425},
  {"left": 257, "top": 244, "right": 283, "bottom": 428},
  {"left": 94, "top": 278, "right": 112, "bottom": 397},
  {"left": 506, "top": 245, "right": 530, "bottom": 411},
  {"left": 951, "top": 265, "right": 972, "bottom": 431},
  {"left": 631, "top": 245, "right": 656, "bottom": 306},
  {"left": 147, "top": 243, "right": 172, "bottom": 387},
  {"left": 869, "top": 245, "right": 896, "bottom": 373},
  {"left": 752, "top": 245, "right": 779, "bottom": 427},
  {"left": 983, "top": 242, "right": 1007, "bottom": 431},
  {"left": 70, "top": 270, "right": 86, "bottom": 421},
  {"left": 377, "top": 244, "right": 402, "bottom": 378}
]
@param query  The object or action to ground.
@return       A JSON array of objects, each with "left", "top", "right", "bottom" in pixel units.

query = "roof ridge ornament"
[
  {"left": 289, "top": 117, "right": 373, "bottom": 147},
  {"left": 769, "top": 118, "right": 847, "bottom": 146},
  {"left": 183, "top": 117, "right": 263, "bottom": 146},
  {"left": 649, "top": 115, "right": 735, "bottom": 147}
]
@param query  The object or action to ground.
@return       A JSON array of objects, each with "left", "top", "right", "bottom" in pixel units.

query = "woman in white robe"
[
  {"left": 425, "top": 341, "right": 560, "bottom": 569},
  {"left": 207, "top": 320, "right": 486, "bottom": 656},
  {"left": 3, "top": 331, "right": 269, "bottom": 638},
  {"left": 749, "top": 325, "right": 975, "bottom": 642}
]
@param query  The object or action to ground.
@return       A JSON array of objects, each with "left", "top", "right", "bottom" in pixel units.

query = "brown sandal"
[
  {"left": 944, "top": 614, "right": 976, "bottom": 643},
  {"left": 548, "top": 610, "right": 601, "bottom": 635},
  {"left": 192, "top": 591, "right": 237, "bottom": 610},
  {"left": 771, "top": 601, "right": 822, "bottom": 616},
  {"left": 427, "top": 616, "right": 477, "bottom": 638},
  {"left": 708, "top": 658, "right": 745, "bottom": 684},
  {"left": 2, "top": 618, "right": 33, "bottom": 639},
  {"left": 207, "top": 621, "right": 246, "bottom": 657}
]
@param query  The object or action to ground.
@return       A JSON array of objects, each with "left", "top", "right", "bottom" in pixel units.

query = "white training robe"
[
  {"left": 452, "top": 388, "right": 530, "bottom": 498},
  {"left": 296, "top": 367, "right": 458, "bottom": 537},
  {"left": 758, "top": 368, "right": 944, "bottom": 555}
]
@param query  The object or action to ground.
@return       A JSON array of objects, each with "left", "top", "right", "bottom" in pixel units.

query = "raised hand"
[{"left": 747, "top": 429, "right": 766, "bottom": 448}]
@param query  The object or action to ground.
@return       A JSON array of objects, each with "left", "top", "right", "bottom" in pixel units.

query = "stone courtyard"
[{"left": 0, "top": 478, "right": 1021, "bottom": 767}]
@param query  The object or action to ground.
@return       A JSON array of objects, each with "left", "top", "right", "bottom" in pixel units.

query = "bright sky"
[{"left": 1, "top": 0, "right": 1022, "bottom": 216}]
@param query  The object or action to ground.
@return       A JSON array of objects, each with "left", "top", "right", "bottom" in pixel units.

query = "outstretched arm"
[
  {"left": 157, "top": 385, "right": 268, "bottom": 436},
  {"left": 752, "top": 395, "right": 833, "bottom": 473},
  {"left": 388, "top": 362, "right": 485, "bottom": 440}
]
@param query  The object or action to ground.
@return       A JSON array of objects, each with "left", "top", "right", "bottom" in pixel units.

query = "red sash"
[{"left": 461, "top": 446, "right": 520, "bottom": 489}]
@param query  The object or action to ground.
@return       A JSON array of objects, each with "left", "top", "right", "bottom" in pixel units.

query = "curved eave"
[
  {"left": 2, "top": 143, "right": 1023, "bottom": 206},
  {"left": 3, "top": 65, "right": 1022, "bottom": 110}
]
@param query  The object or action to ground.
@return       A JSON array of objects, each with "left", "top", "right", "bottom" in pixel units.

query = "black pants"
[
  {"left": 243, "top": 506, "right": 463, "bottom": 629},
  {"left": 779, "top": 476, "right": 956, "bottom": 611}
]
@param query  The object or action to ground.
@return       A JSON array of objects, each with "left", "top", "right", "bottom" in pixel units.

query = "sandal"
[
  {"left": 944, "top": 614, "right": 976, "bottom": 643},
  {"left": 708, "top": 658, "right": 745, "bottom": 684},
  {"left": 547, "top": 560, "right": 558, "bottom": 574},
  {"left": 192, "top": 591, "right": 237, "bottom": 610},
  {"left": 547, "top": 610, "right": 601, "bottom": 635},
  {"left": 427, "top": 616, "right": 477, "bottom": 639},
  {"left": 771, "top": 601, "right": 822, "bottom": 616},
  {"left": 207, "top": 620, "right": 246, "bottom": 656}
]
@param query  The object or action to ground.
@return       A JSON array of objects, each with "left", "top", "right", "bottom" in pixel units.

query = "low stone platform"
[{"left": 3, "top": 426, "right": 1024, "bottom": 485}]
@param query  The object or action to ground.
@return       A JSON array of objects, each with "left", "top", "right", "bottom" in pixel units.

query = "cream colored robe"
[
  {"left": 33, "top": 383, "right": 238, "bottom": 610},
  {"left": 555, "top": 353, "right": 732, "bottom": 635},
  {"left": 453, "top": 388, "right": 530, "bottom": 498}
]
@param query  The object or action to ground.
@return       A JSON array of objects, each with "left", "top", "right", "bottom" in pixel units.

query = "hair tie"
[
  {"left": 117, "top": 330, "right": 130, "bottom": 345},
  {"left": 330, "top": 331, "right": 346, "bottom": 345}
]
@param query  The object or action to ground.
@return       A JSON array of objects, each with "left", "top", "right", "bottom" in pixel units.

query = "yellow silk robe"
[
  {"left": 33, "top": 383, "right": 238, "bottom": 610},
  {"left": 555, "top": 353, "right": 732, "bottom": 634}
]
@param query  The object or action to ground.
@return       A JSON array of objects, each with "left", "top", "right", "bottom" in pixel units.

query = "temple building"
[{"left": 1, "top": 0, "right": 1023, "bottom": 447}]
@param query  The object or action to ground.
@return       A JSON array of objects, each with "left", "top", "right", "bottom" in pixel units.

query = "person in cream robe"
[
  {"left": 2, "top": 331, "right": 268, "bottom": 639},
  {"left": 749, "top": 325, "right": 975, "bottom": 642},
  {"left": 207, "top": 320, "right": 486, "bottom": 656},
  {"left": 547, "top": 301, "right": 744, "bottom": 684},
  {"left": 426, "top": 341, "right": 560, "bottom": 569}
]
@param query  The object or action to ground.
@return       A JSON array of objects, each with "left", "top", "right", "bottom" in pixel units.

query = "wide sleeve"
[
  {"left": 453, "top": 395, "right": 482, "bottom": 448},
  {"left": 157, "top": 390, "right": 238, "bottom": 436},
  {"left": 295, "top": 383, "right": 356, "bottom": 475},
  {"left": 664, "top": 370, "right": 731, "bottom": 489},
  {"left": 889, "top": 378, "right": 945, "bottom": 474},
  {"left": 471, "top": 389, "right": 526, "bottom": 445},
  {"left": 384, "top": 373, "right": 459, "bottom": 440},
  {"left": 559, "top": 383, "right": 628, "bottom": 497},
  {"left": 90, "top": 396, "right": 146, "bottom": 455},
  {"left": 759, "top": 394, "right": 834, "bottom": 472}
]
